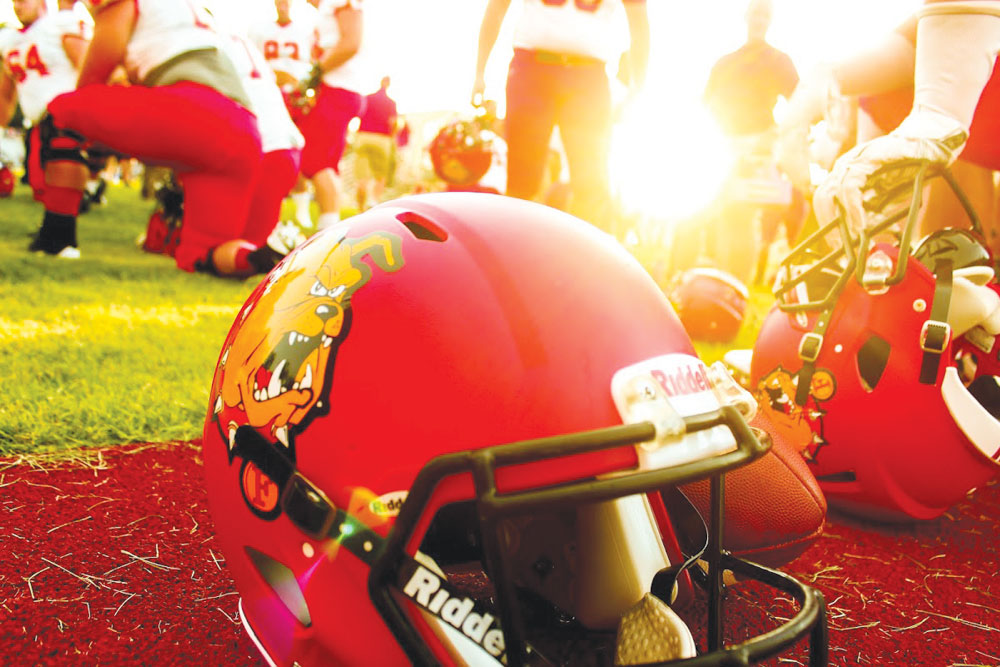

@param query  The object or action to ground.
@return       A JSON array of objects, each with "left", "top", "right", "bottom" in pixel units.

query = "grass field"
[
  {"left": 0, "top": 178, "right": 774, "bottom": 455},
  {"left": 0, "top": 181, "right": 254, "bottom": 453}
]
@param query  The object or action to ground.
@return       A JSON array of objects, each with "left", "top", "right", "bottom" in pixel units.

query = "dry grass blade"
[
  {"left": 193, "top": 591, "right": 238, "bottom": 603},
  {"left": 917, "top": 609, "right": 1000, "bottom": 633},
  {"left": 47, "top": 516, "right": 92, "bottom": 534},
  {"left": 23, "top": 566, "right": 50, "bottom": 600},
  {"left": 215, "top": 607, "right": 240, "bottom": 625},
  {"left": 113, "top": 592, "right": 139, "bottom": 616},
  {"left": 975, "top": 649, "right": 1000, "bottom": 662},
  {"left": 888, "top": 616, "right": 929, "bottom": 632},
  {"left": 120, "top": 545, "right": 179, "bottom": 572},
  {"left": 39, "top": 557, "right": 99, "bottom": 590},
  {"left": 831, "top": 621, "right": 880, "bottom": 631}
]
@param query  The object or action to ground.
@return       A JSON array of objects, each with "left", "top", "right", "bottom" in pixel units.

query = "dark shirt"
[
  {"left": 358, "top": 88, "right": 397, "bottom": 136},
  {"left": 703, "top": 42, "right": 798, "bottom": 137}
]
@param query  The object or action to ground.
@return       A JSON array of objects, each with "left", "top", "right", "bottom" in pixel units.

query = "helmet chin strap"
[{"left": 919, "top": 258, "right": 954, "bottom": 385}]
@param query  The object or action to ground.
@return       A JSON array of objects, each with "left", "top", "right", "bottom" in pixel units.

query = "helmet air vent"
[
  {"left": 856, "top": 335, "right": 891, "bottom": 393},
  {"left": 397, "top": 212, "right": 448, "bottom": 242}
]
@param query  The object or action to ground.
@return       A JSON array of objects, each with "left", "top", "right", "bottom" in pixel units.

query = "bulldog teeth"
[
  {"left": 228, "top": 426, "right": 237, "bottom": 450},
  {"left": 269, "top": 360, "right": 286, "bottom": 398},
  {"left": 322, "top": 335, "right": 332, "bottom": 348},
  {"left": 287, "top": 332, "right": 311, "bottom": 345},
  {"left": 275, "top": 426, "right": 289, "bottom": 447},
  {"left": 214, "top": 396, "right": 223, "bottom": 414},
  {"left": 301, "top": 364, "right": 313, "bottom": 390}
]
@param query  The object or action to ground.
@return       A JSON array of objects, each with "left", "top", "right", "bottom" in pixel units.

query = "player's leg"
[
  {"left": 353, "top": 134, "right": 374, "bottom": 211},
  {"left": 27, "top": 126, "right": 45, "bottom": 202},
  {"left": 288, "top": 175, "right": 314, "bottom": 229},
  {"left": 299, "top": 85, "right": 363, "bottom": 228},
  {"left": 48, "top": 82, "right": 263, "bottom": 272},
  {"left": 505, "top": 53, "right": 557, "bottom": 201},
  {"left": 31, "top": 117, "right": 88, "bottom": 257},
  {"left": 243, "top": 148, "right": 302, "bottom": 248},
  {"left": 555, "top": 63, "right": 613, "bottom": 231}
]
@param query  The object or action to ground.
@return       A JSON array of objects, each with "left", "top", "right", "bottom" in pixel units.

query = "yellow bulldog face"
[{"left": 211, "top": 228, "right": 404, "bottom": 450}]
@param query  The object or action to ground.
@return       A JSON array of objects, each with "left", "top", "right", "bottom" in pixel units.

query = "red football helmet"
[
  {"left": 429, "top": 119, "right": 496, "bottom": 186},
  {"left": 751, "top": 170, "right": 1000, "bottom": 521},
  {"left": 669, "top": 268, "right": 748, "bottom": 342},
  {"left": 202, "top": 194, "right": 825, "bottom": 666},
  {"left": 0, "top": 165, "right": 15, "bottom": 197}
]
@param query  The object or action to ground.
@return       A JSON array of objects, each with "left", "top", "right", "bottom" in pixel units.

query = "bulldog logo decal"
[
  {"left": 755, "top": 365, "right": 835, "bottom": 464},
  {"left": 208, "top": 227, "right": 404, "bottom": 516}
]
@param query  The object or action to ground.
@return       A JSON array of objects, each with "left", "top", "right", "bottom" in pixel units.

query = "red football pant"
[
  {"left": 504, "top": 51, "right": 612, "bottom": 207},
  {"left": 243, "top": 148, "right": 301, "bottom": 247},
  {"left": 299, "top": 84, "right": 363, "bottom": 178},
  {"left": 48, "top": 82, "right": 263, "bottom": 271},
  {"left": 27, "top": 126, "right": 45, "bottom": 201}
]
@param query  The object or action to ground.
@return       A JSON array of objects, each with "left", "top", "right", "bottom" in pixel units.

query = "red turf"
[
  {"left": 0, "top": 442, "right": 261, "bottom": 665},
  {"left": 2, "top": 442, "right": 998, "bottom": 665}
]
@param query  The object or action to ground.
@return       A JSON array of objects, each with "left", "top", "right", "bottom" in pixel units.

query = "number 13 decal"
[{"left": 541, "top": 0, "right": 603, "bottom": 10}]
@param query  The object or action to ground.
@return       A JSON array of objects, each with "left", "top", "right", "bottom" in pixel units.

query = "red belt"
[{"left": 514, "top": 48, "right": 605, "bottom": 68}]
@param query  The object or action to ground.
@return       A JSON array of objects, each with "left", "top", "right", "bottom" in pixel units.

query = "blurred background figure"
[
  {"left": 779, "top": 5, "right": 1000, "bottom": 257},
  {"left": 218, "top": 22, "right": 306, "bottom": 265},
  {"left": 299, "top": 0, "right": 370, "bottom": 230},
  {"left": 250, "top": 0, "right": 319, "bottom": 231},
  {"left": 48, "top": 0, "right": 266, "bottom": 276},
  {"left": 473, "top": 0, "right": 649, "bottom": 232},
  {"left": 0, "top": 0, "right": 91, "bottom": 257},
  {"left": 353, "top": 74, "right": 397, "bottom": 211},
  {"left": 702, "top": 0, "right": 801, "bottom": 284}
]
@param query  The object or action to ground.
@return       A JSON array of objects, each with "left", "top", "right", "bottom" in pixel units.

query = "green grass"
[
  {"left": 0, "top": 177, "right": 775, "bottom": 455},
  {"left": 0, "top": 181, "right": 255, "bottom": 454}
]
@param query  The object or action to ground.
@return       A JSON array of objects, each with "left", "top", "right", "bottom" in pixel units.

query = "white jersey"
[
  {"left": 88, "top": 0, "right": 223, "bottom": 84},
  {"left": 313, "top": 0, "right": 373, "bottom": 93},
  {"left": 249, "top": 13, "right": 317, "bottom": 87},
  {"left": 512, "top": 0, "right": 631, "bottom": 64},
  {"left": 0, "top": 10, "right": 91, "bottom": 124},
  {"left": 220, "top": 32, "right": 304, "bottom": 153}
]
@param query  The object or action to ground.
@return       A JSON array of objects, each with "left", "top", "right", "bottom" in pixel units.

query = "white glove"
[{"left": 812, "top": 108, "right": 968, "bottom": 232}]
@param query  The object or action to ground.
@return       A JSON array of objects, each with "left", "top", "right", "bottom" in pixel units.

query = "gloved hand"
[{"left": 812, "top": 108, "right": 968, "bottom": 232}]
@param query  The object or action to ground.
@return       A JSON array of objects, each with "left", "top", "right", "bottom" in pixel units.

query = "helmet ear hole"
[{"left": 856, "top": 335, "right": 891, "bottom": 392}]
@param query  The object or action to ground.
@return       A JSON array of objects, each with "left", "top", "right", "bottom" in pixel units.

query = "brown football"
[{"left": 679, "top": 410, "right": 827, "bottom": 568}]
